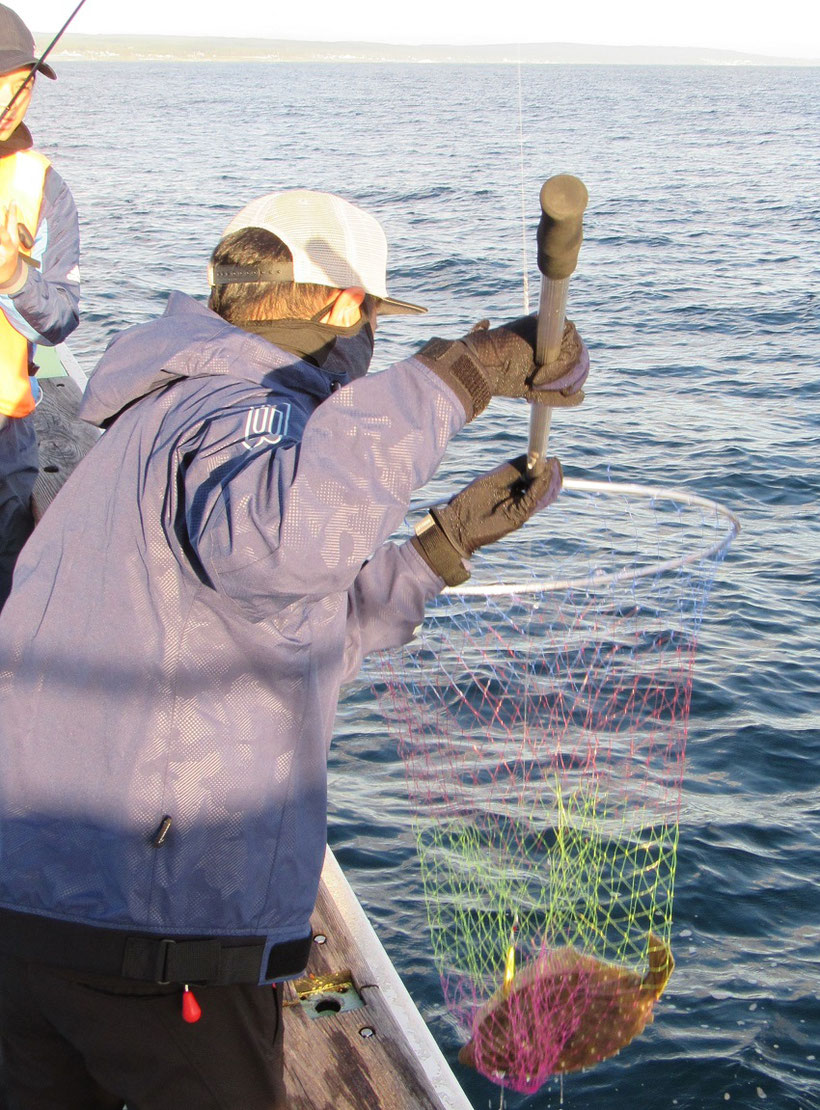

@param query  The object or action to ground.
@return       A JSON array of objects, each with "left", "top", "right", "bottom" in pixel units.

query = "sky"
[{"left": 20, "top": 0, "right": 820, "bottom": 60}]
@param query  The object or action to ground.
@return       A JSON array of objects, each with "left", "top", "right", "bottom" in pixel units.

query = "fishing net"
[{"left": 373, "top": 478, "right": 739, "bottom": 1094}]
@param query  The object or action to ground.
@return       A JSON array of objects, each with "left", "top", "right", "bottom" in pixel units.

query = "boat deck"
[{"left": 284, "top": 850, "right": 470, "bottom": 1109}]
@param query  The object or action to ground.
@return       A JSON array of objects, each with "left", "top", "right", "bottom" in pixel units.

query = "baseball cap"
[
  {"left": 212, "top": 189, "right": 426, "bottom": 316},
  {"left": 0, "top": 4, "right": 56, "bottom": 79}
]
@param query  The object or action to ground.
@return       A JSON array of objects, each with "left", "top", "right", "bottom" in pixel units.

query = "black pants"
[
  {"left": 0, "top": 413, "right": 38, "bottom": 611},
  {"left": 0, "top": 955, "right": 287, "bottom": 1110}
]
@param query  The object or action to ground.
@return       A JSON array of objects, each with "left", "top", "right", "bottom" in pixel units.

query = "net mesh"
[{"left": 372, "top": 479, "right": 738, "bottom": 1093}]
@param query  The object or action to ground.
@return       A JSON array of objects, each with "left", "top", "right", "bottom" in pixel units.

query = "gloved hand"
[
  {"left": 412, "top": 454, "right": 563, "bottom": 586},
  {"left": 416, "top": 316, "right": 589, "bottom": 420}
]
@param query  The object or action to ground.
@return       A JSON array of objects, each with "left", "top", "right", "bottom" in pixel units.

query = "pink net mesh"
[{"left": 374, "top": 480, "right": 738, "bottom": 1093}]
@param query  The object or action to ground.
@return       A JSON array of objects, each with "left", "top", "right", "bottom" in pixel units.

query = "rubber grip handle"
[{"left": 537, "top": 175, "right": 588, "bottom": 280}]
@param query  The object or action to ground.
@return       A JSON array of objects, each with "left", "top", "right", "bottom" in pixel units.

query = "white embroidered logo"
[{"left": 243, "top": 404, "right": 291, "bottom": 450}]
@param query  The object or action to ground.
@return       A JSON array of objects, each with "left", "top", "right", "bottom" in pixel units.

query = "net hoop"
[
  {"left": 448, "top": 479, "right": 740, "bottom": 598},
  {"left": 376, "top": 478, "right": 740, "bottom": 1092}
]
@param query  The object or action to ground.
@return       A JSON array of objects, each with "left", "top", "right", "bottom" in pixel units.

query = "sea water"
[{"left": 28, "top": 61, "right": 819, "bottom": 1109}]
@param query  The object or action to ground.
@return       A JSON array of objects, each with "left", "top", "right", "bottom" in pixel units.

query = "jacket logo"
[{"left": 243, "top": 404, "right": 291, "bottom": 450}]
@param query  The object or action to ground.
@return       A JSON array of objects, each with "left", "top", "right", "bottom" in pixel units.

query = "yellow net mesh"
[{"left": 374, "top": 480, "right": 737, "bottom": 1092}]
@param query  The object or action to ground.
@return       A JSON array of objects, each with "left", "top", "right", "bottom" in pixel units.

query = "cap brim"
[
  {"left": 0, "top": 55, "right": 56, "bottom": 80},
  {"left": 376, "top": 296, "right": 427, "bottom": 317}
]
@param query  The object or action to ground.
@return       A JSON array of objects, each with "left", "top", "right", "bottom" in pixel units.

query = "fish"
[{"left": 458, "top": 933, "right": 674, "bottom": 1085}]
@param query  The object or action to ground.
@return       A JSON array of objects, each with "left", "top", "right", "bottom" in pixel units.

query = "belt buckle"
[{"left": 155, "top": 938, "right": 176, "bottom": 984}]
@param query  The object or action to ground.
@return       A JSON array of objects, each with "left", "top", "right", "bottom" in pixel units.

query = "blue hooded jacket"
[{"left": 0, "top": 293, "right": 465, "bottom": 978}]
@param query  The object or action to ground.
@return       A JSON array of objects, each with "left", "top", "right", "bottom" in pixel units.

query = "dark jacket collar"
[
  {"left": 0, "top": 123, "right": 33, "bottom": 159},
  {"left": 79, "top": 293, "right": 342, "bottom": 429}
]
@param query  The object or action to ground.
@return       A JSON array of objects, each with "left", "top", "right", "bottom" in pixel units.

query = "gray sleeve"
[
  {"left": 198, "top": 356, "right": 466, "bottom": 616},
  {"left": 1, "top": 167, "right": 80, "bottom": 345},
  {"left": 340, "top": 540, "right": 443, "bottom": 684}
]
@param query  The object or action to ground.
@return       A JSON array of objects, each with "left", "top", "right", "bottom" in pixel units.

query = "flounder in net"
[{"left": 459, "top": 933, "right": 674, "bottom": 1083}]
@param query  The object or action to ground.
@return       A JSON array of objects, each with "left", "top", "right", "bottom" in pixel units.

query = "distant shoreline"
[{"left": 34, "top": 33, "right": 819, "bottom": 67}]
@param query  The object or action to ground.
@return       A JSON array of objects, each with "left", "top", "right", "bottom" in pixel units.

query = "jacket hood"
[{"left": 79, "top": 293, "right": 343, "bottom": 428}]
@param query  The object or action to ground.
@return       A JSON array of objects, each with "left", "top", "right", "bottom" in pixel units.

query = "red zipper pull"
[{"left": 182, "top": 984, "right": 202, "bottom": 1023}]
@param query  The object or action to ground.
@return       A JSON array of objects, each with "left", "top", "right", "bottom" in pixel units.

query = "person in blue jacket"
[
  {"left": 0, "top": 3, "right": 80, "bottom": 609},
  {"left": 0, "top": 188, "right": 588, "bottom": 1109}
]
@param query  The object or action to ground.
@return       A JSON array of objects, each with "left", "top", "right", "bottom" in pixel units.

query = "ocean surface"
[{"left": 28, "top": 62, "right": 819, "bottom": 1109}]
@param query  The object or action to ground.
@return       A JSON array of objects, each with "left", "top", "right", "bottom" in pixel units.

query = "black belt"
[{"left": 0, "top": 907, "right": 312, "bottom": 985}]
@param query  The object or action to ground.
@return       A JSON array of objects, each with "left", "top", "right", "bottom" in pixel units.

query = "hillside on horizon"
[{"left": 36, "top": 32, "right": 819, "bottom": 66}]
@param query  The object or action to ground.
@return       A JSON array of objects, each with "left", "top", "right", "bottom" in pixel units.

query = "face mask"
[
  {"left": 239, "top": 316, "right": 375, "bottom": 382},
  {"left": 323, "top": 321, "right": 375, "bottom": 382}
]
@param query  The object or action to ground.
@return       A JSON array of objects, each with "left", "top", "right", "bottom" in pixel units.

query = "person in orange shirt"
[{"left": 0, "top": 3, "right": 79, "bottom": 608}]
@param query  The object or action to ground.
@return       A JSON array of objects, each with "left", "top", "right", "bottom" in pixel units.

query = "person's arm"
[
  {"left": 0, "top": 168, "right": 80, "bottom": 345},
  {"left": 338, "top": 453, "right": 563, "bottom": 681},
  {"left": 194, "top": 355, "right": 468, "bottom": 615},
  {"left": 193, "top": 316, "right": 587, "bottom": 617},
  {"left": 339, "top": 539, "right": 443, "bottom": 683}
]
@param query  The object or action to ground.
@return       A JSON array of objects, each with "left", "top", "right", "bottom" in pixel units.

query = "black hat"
[{"left": 0, "top": 5, "right": 56, "bottom": 79}]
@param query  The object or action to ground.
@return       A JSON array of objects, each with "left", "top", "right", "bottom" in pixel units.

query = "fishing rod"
[
  {"left": 526, "top": 174, "right": 588, "bottom": 475},
  {"left": 0, "top": 0, "right": 89, "bottom": 128}
]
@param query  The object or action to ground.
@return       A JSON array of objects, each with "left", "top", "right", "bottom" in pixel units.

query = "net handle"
[
  {"left": 526, "top": 175, "right": 588, "bottom": 475},
  {"left": 445, "top": 478, "right": 741, "bottom": 597}
]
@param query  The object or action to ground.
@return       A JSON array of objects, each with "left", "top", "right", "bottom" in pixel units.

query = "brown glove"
[
  {"left": 412, "top": 455, "right": 563, "bottom": 586},
  {"left": 416, "top": 316, "right": 589, "bottom": 420}
]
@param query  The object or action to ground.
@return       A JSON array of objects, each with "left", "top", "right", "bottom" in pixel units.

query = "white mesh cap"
[{"left": 219, "top": 189, "right": 426, "bottom": 316}]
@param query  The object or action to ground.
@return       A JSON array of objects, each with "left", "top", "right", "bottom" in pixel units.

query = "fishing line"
[
  {"left": 514, "top": 43, "right": 534, "bottom": 832},
  {"left": 516, "top": 48, "right": 530, "bottom": 315},
  {"left": 0, "top": 0, "right": 89, "bottom": 127}
]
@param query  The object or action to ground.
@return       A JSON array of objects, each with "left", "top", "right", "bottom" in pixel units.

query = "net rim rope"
[{"left": 446, "top": 478, "right": 740, "bottom": 598}]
